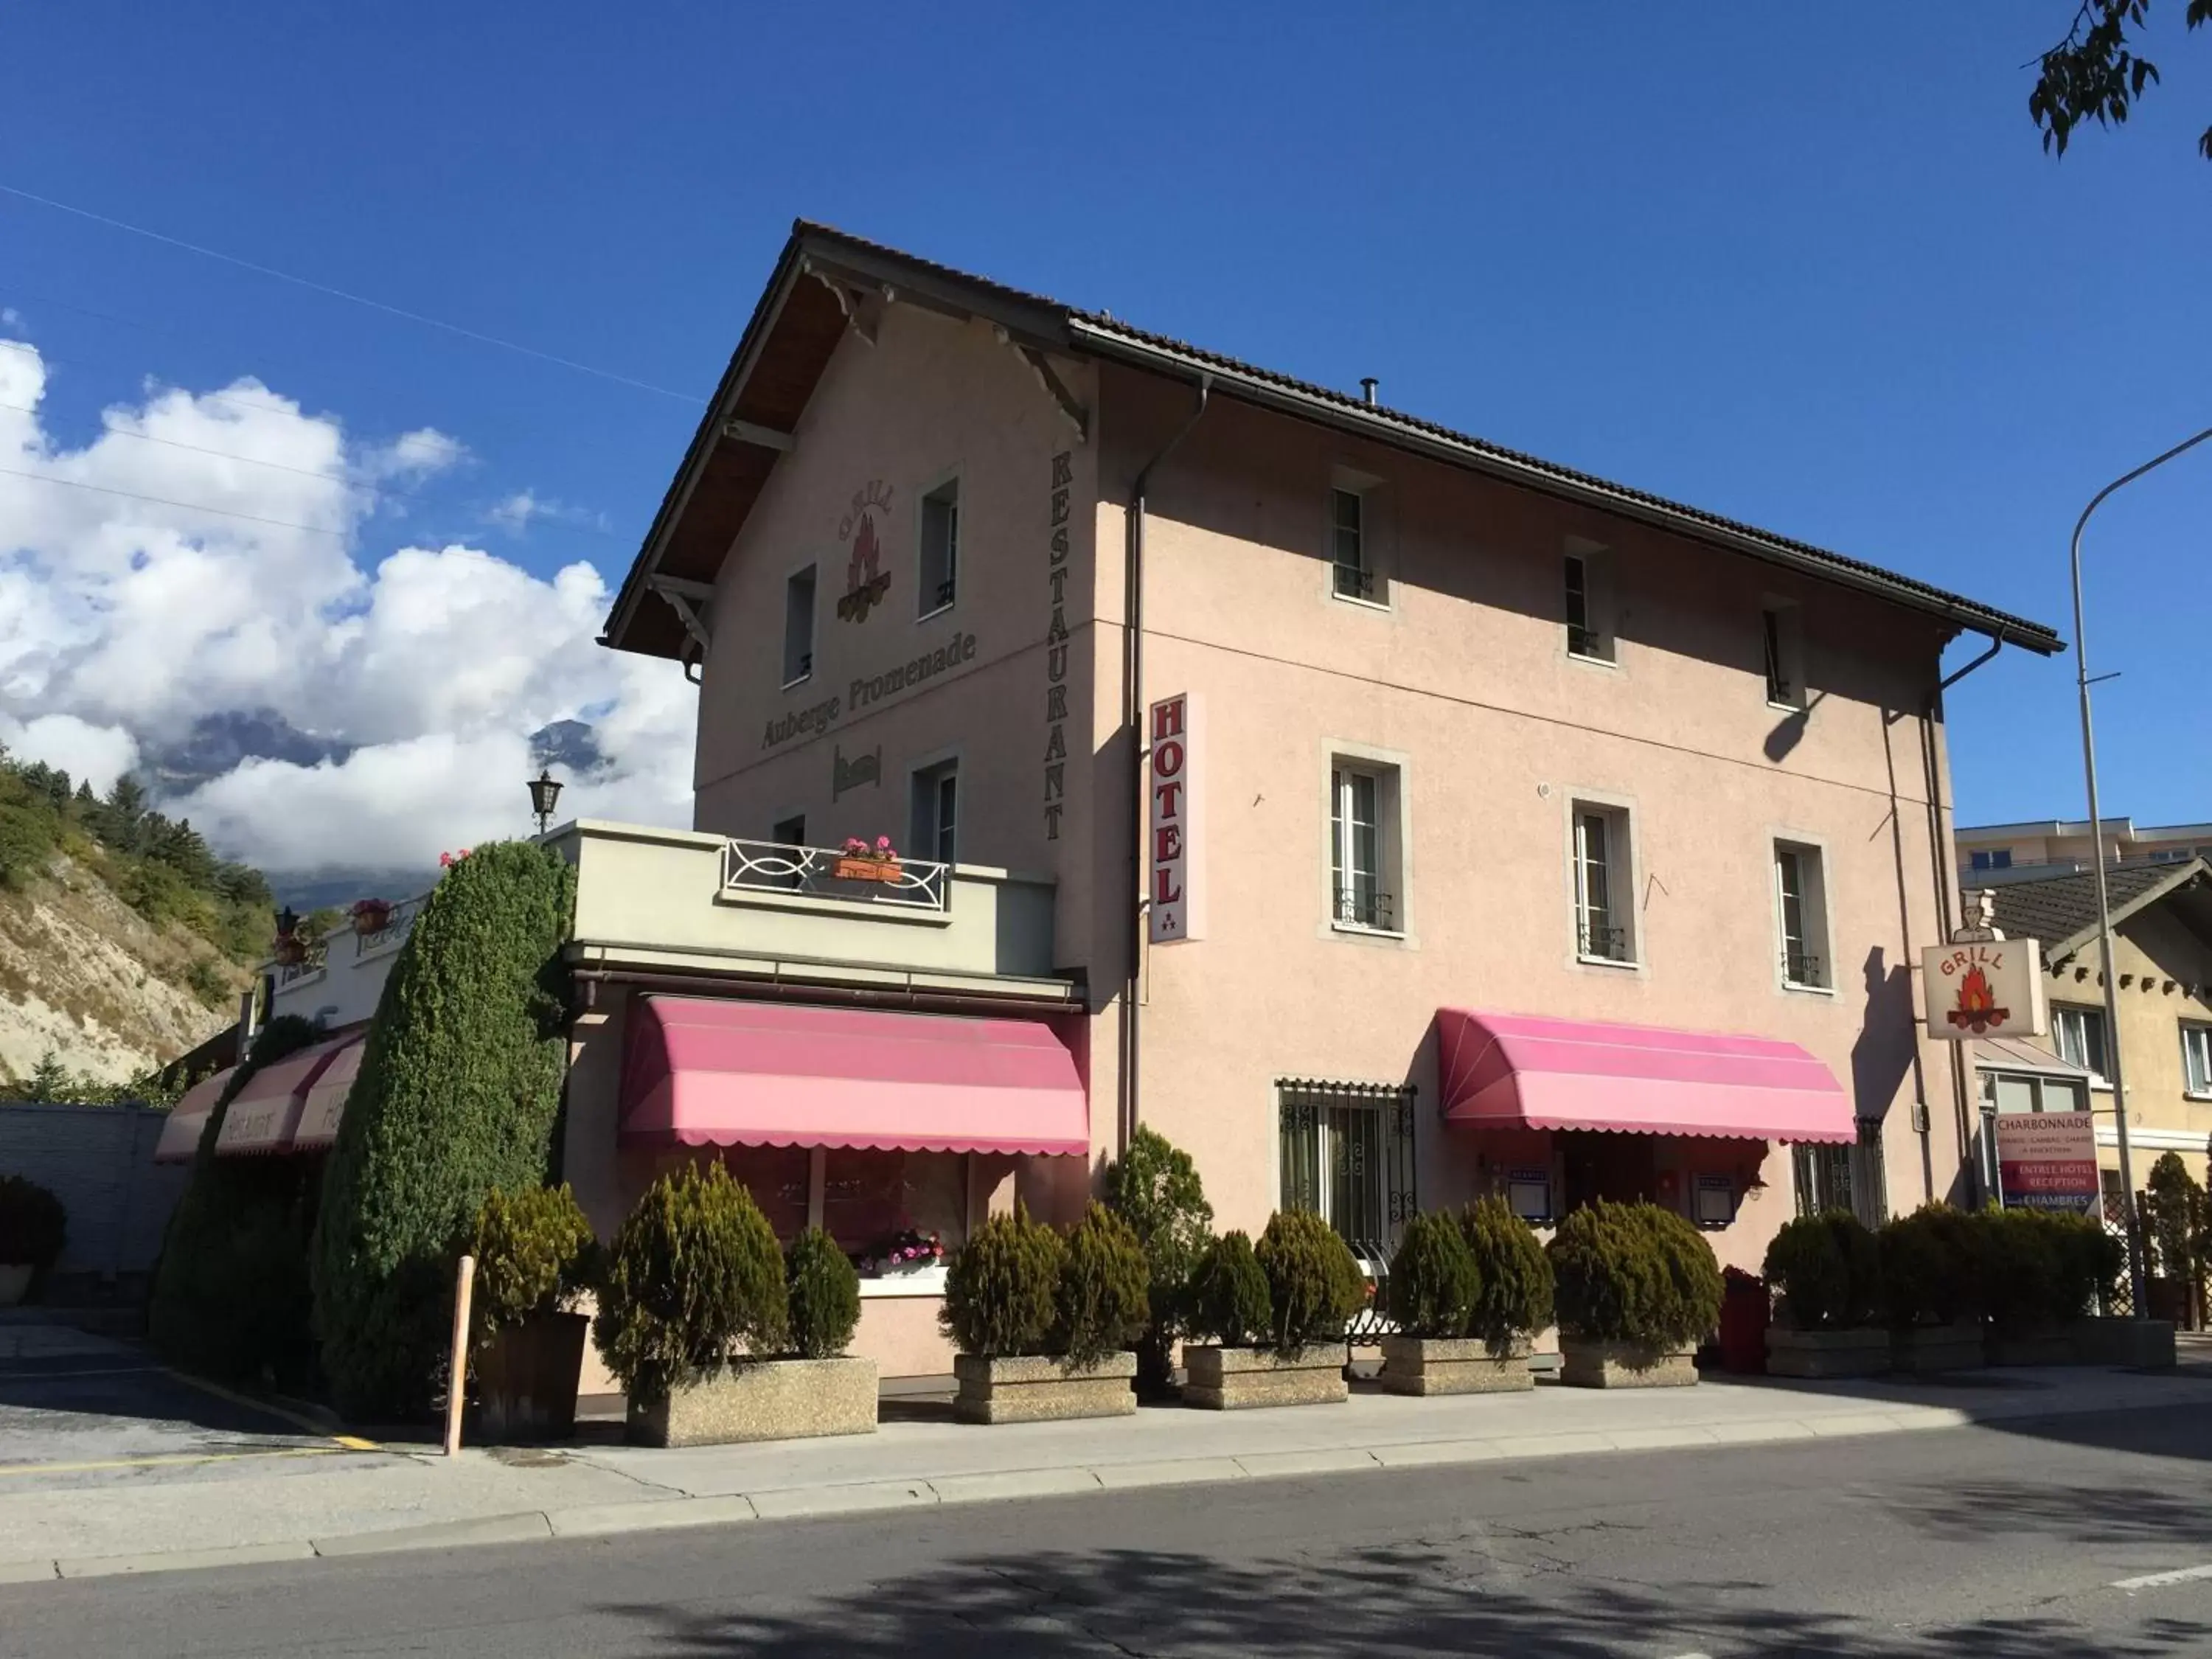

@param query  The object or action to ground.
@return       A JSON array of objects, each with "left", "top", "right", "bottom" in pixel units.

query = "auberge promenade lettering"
[{"left": 759, "top": 627, "right": 978, "bottom": 750}]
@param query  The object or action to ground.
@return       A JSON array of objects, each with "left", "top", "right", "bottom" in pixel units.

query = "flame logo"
[
  {"left": 1946, "top": 963, "right": 2010, "bottom": 1033},
  {"left": 836, "top": 512, "right": 892, "bottom": 623}
]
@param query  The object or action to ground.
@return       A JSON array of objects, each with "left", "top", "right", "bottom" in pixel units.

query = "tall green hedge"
[
  {"left": 147, "top": 1015, "right": 326, "bottom": 1386},
  {"left": 311, "top": 842, "right": 575, "bottom": 1418}
]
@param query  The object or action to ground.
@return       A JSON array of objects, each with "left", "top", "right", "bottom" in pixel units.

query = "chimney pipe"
[{"left": 1360, "top": 377, "right": 1379, "bottom": 406}]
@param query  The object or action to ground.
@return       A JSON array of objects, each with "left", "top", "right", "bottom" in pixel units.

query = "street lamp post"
[
  {"left": 2069, "top": 421, "right": 2212, "bottom": 1317},
  {"left": 528, "top": 768, "right": 564, "bottom": 838}
]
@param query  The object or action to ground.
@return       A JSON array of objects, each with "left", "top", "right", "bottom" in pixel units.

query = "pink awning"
[
  {"left": 154, "top": 1066, "right": 235, "bottom": 1164},
  {"left": 216, "top": 1036, "right": 356, "bottom": 1157},
  {"left": 621, "top": 996, "right": 1089, "bottom": 1155},
  {"left": 1436, "top": 1008, "right": 1854, "bottom": 1144},
  {"left": 293, "top": 1034, "right": 366, "bottom": 1150}
]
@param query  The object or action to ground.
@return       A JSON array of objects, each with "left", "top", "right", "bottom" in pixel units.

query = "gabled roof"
[
  {"left": 1971, "top": 858, "right": 2212, "bottom": 960},
  {"left": 602, "top": 220, "right": 2068, "bottom": 662}
]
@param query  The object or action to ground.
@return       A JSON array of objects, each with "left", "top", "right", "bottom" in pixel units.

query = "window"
[
  {"left": 1329, "top": 487, "right": 1374, "bottom": 600},
  {"left": 2053, "top": 1005, "right": 2109, "bottom": 1082},
  {"left": 2184, "top": 1023, "right": 2212, "bottom": 1098},
  {"left": 1276, "top": 1080, "right": 1415, "bottom": 1265},
  {"left": 1564, "top": 551, "right": 1614, "bottom": 662},
  {"left": 1773, "top": 841, "right": 1832, "bottom": 989},
  {"left": 1330, "top": 763, "right": 1397, "bottom": 931},
  {"left": 782, "top": 566, "right": 816, "bottom": 686},
  {"left": 1969, "top": 849, "right": 2013, "bottom": 872},
  {"left": 1572, "top": 803, "right": 1633, "bottom": 961},
  {"left": 1793, "top": 1119, "right": 1886, "bottom": 1227},
  {"left": 821, "top": 1148, "right": 967, "bottom": 1259},
  {"left": 770, "top": 814, "right": 806, "bottom": 888},
  {"left": 720, "top": 1144, "right": 812, "bottom": 1238},
  {"left": 1761, "top": 605, "right": 1805, "bottom": 709},
  {"left": 910, "top": 759, "right": 958, "bottom": 865},
  {"left": 919, "top": 479, "right": 959, "bottom": 616}
]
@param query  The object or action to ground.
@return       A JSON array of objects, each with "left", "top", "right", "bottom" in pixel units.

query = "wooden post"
[{"left": 443, "top": 1253, "right": 476, "bottom": 1457}]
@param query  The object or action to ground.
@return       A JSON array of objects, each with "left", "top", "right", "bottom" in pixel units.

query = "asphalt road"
[{"left": 4, "top": 1405, "right": 2208, "bottom": 1657}]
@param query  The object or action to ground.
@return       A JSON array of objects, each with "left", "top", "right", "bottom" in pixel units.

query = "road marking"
[
  {"left": 0, "top": 1447, "right": 347, "bottom": 1477},
  {"left": 162, "top": 1367, "right": 380, "bottom": 1451},
  {"left": 2112, "top": 1563, "right": 2212, "bottom": 1590},
  {"left": 0, "top": 1366, "right": 166, "bottom": 1380}
]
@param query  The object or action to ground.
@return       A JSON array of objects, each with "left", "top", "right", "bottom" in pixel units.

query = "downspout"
[
  {"left": 1121, "top": 373, "right": 1212, "bottom": 1152},
  {"left": 1928, "top": 634, "right": 2006, "bottom": 1203}
]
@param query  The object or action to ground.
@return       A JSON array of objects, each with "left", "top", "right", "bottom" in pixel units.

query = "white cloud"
[
  {"left": 0, "top": 338, "right": 694, "bottom": 876},
  {"left": 484, "top": 488, "right": 605, "bottom": 535}
]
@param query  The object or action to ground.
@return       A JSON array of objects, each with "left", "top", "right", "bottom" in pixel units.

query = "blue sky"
[{"left": 1, "top": 4, "right": 2205, "bottom": 866}]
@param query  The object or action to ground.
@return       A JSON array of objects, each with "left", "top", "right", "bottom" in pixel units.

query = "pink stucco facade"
[{"left": 586, "top": 226, "right": 2055, "bottom": 1378}]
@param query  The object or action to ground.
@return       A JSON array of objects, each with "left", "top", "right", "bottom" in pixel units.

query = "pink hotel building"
[{"left": 549, "top": 223, "right": 2063, "bottom": 1378}]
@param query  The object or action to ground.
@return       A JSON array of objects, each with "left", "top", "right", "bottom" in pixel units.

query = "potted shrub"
[
  {"left": 597, "top": 1163, "right": 877, "bottom": 1447},
  {"left": 1380, "top": 1210, "right": 1511, "bottom": 1395},
  {"left": 1102, "top": 1126, "right": 1214, "bottom": 1397},
  {"left": 0, "top": 1175, "right": 66, "bottom": 1305},
  {"left": 1761, "top": 1210, "right": 1888, "bottom": 1377},
  {"left": 944, "top": 1203, "right": 1138, "bottom": 1423},
  {"left": 1184, "top": 1211, "right": 1363, "bottom": 1408},
  {"left": 469, "top": 1184, "right": 599, "bottom": 1439},
  {"left": 832, "top": 835, "right": 902, "bottom": 883},
  {"left": 1463, "top": 1195, "right": 1554, "bottom": 1374},
  {"left": 2050, "top": 1212, "right": 2167, "bottom": 1364},
  {"left": 1548, "top": 1200, "right": 1721, "bottom": 1387},
  {"left": 1880, "top": 1204, "right": 1985, "bottom": 1371}
]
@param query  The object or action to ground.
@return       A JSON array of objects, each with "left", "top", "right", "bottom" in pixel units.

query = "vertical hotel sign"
[{"left": 1148, "top": 692, "right": 1203, "bottom": 942}]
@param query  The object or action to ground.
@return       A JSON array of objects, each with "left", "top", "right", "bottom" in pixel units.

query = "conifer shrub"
[
  {"left": 0, "top": 1175, "right": 66, "bottom": 1273},
  {"left": 1187, "top": 1230, "right": 1271, "bottom": 1348},
  {"left": 2049, "top": 1209, "right": 2125, "bottom": 1317},
  {"left": 1548, "top": 1200, "right": 1722, "bottom": 1350},
  {"left": 312, "top": 841, "right": 575, "bottom": 1419},
  {"left": 1385, "top": 1210, "right": 1478, "bottom": 1339},
  {"left": 1460, "top": 1196, "right": 1555, "bottom": 1352},
  {"left": 467, "top": 1184, "right": 597, "bottom": 1346},
  {"left": 1056, "top": 1201, "right": 1150, "bottom": 1368},
  {"left": 1879, "top": 1203, "right": 1985, "bottom": 1327},
  {"left": 1254, "top": 1209, "right": 1366, "bottom": 1352},
  {"left": 1763, "top": 1210, "right": 1881, "bottom": 1330},
  {"left": 1102, "top": 1126, "right": 1215, "bottom": 1392},
  {"left": 785, "top": 1226, "right": 861, "bottom": 1360},
  {"left": 148, "top": 1015, "right": 325, "bottom": 1386},
  {"left": 940, "top": 1204, "right": 1065, "bottom": 1357},
  {"left": 593, "top": 1163, "right": 789, "bottom": 1399}
]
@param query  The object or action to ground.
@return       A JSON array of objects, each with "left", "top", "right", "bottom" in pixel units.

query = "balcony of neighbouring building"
[{"left": 549, "top": 820, "right": 1073, "bottom": 1009}]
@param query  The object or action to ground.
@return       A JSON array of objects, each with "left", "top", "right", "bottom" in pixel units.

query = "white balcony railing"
[{"left": 719, "top": 838, "right": 951, "bottom": 913}]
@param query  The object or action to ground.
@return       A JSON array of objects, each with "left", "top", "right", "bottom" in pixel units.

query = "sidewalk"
[{"left": 7, "top": 1350, "right": 2211, "bottom": 1585}]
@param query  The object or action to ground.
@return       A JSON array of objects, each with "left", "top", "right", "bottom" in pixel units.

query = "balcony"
[{"left": 553, "top": 821, "right": 1068, "bottom": 1005}]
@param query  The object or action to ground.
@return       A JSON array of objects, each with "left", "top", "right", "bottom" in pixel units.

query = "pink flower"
[{"left": 875, "top": 835, "right": 893, "bottom": 853}]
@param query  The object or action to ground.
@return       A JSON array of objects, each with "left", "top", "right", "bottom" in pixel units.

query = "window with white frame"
[
  {"left": 1276, "top": 1079, "right": 1415, "bottom": 1265},
  {"left": 1564, "top": 550, "right": 1615, "bottom": 662},
  {"left": 1329, "top": 759, "right": 1401, "bottom": 931},
  {"left": 2052, "top": 1004, "right": 2109, "bottom": 1082},
  {"left": 1969, "top": 849, "right": 2014, "bottom": 872},
  {"left": 910, "top": 759, "right": 958, "bottom": 865},
  {"left": 782, "top": 565, "right": 816, "bottom": 686},
  {"left": 2184, "top": 1023, "right": 2212, "bottom": 1098},
  {"left": 918, "top": 479, "right": 959, "bottom": 616},
  {"left": 1329, "top": 486, "right": 1374, "bottom": 601},
  {"left": 1572, "top": 802, "right": 1633, "bottom": 962},
  {"left": 1761, "top": 605, "right": 1806, "bottom": 709},
  {"left": 1773, "top": 841, "right": 1832, "bottom": 989}
]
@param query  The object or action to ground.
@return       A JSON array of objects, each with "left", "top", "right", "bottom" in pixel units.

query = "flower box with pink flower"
[{"left": 832, "top": 836, "right": 902, "bottom": 883}]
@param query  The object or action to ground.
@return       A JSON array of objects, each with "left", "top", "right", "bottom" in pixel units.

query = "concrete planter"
[
  {"left": 1558, "top": 1336, "right": 1698, "bottom": 1388},
  {"left": 953, "top": 1352, "right": 1135, "bottom": 1424},
  {"left": 1890, "top": 1323, "right": 1985, "bottom": 1374},
  {"left": 629, "top": 1356, "right": 880, "bottom": 1447},
  {"left": 2065, "top": 1316, "right": 2177, "bottom": 1368},
  {"left": 1985, "top": 1327, "right": 2075, "bottom": 1368},
  {"left": 476, "top": 1312, "right": 588, "bottom": 1440},
  {"left": 1377, "top": 1335, "right": 1534, "bottom": 1395},
  {"left": 0, "top": 1264, "right": 30, "bottom": 1307},
  {"left": 1183, "top": 1343, "right": 1348, "bottom": 1409},
  {"left": 1764, "top": 1325, "right": 1891, "bottom": 1379}
]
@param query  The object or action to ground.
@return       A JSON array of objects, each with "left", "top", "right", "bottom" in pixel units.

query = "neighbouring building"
[
  {"left": 1958, "top": 817, "right": 2212, "bottom": 887},
  {"left": 187, "top": 223, "right": 2067, "bottom": 1382},
  {"left": 1966, "top": 860, "right": 2212, "bottom": 1211}
]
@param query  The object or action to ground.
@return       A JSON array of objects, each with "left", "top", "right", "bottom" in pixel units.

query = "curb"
[{"left": 7, "top": 1382, "right": 2211, "bottom": 1584}]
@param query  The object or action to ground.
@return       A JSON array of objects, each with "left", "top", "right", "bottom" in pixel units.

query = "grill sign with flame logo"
[
  {"left": 836, "top": 479, "right": 894, "bottom": 624},
  {"left": 1945, "top": 963, "right": 2011, "bottom": 1034}
]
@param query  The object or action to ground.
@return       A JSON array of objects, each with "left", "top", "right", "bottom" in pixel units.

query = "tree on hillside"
[
  {"left": 2031, "top": 1, "right": 2212, "bottom": 160},
  {"left": 311, "top": 841, "right": 576, "bottom": 1418}
]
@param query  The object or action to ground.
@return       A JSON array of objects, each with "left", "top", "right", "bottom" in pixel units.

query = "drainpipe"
[
  {"left": 1121, "top": 373, "right": 1211, "bottom": 1152},
  {"left": 1928, "top": 635, "right": 2005, "bottom": 1206}
]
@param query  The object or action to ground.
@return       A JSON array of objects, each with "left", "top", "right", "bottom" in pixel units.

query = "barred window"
[
  {"left": 1793, "top": 1119, "right": 1886, "bottom": 1228},
  {"left": 1276, "top": 1078, "right": 1415, "bottom": 1265}
]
